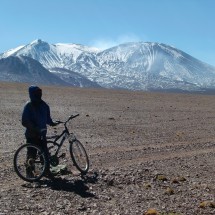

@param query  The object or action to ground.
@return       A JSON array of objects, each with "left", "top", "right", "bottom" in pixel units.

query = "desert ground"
[{"left": 1, "top": 81, "right": 215, "bottom": 215}]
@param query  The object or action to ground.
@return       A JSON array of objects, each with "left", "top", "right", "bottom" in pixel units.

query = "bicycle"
[{"left": 13, "top": 114, "right": 89, "bottom": 182}]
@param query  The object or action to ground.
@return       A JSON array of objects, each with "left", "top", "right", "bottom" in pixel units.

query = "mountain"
[
  {"left": 95, "top": 42, "right": 215, "bottom": 91},
  {"left": 0, "top": 39, "right": 99, "bottom": 69},
  {"left": 49, "top": 67, "right": 101, "bottom": 88},
  {"left": 0, "top": 56, "right": 69, "bottom": 85},
  {"left": 1, "top": 39, "right": 215, "bottom": 91},
  {"left": 0, "top": 56, "right": 100, "bottom": 88}
]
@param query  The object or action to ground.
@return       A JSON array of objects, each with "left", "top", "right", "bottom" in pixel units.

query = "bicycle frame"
[
  {"left": 47, "top": 114, "right": 79, "bottom": 156},
  {"left": 49, "top": 130, "right": 69, "bottom": 156}
]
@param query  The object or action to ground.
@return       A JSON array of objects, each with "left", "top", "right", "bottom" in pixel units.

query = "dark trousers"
[{"left": 26, "top": 137, "right": 50, "bottom": 170}]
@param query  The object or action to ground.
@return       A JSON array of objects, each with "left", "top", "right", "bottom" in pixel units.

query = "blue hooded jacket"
[{"left": 22, "top": 86, "right": 54, "bottom": 138}]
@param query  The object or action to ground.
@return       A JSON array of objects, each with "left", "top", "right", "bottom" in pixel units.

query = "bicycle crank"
[{"left": 58, "top": 153, "right": 66, "bottom": 159}]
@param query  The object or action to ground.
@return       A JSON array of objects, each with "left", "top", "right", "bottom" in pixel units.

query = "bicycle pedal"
[{"left": 58, "top": 153, "right": 66, "bottom": 158}]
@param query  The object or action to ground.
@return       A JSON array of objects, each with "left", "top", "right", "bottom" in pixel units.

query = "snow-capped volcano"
[
  {"left": 2, "top": 39, "right": 100, "bottom": 69},
  {"left": 94, "top": 42, "right": 215, "bottom": 90},
  {"left": 1, "top": 39, "right": 215, "bottom": 91}
]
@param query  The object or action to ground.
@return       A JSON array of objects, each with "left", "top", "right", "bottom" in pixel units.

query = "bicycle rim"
[
  {"left": 14, "top": 144, "right": 47, "bottom": 182},
  {"left": 70, "top": 140, "right": 89, "bottom": 174}
]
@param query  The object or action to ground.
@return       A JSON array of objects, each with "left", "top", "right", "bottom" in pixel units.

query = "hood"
[{"left": 28, "top": 85, "right": 42, "bottom": 103}]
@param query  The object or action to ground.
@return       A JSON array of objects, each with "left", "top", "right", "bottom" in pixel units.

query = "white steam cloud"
[{"left": 90, "top": 34, "right": 143, "bottom": 50}]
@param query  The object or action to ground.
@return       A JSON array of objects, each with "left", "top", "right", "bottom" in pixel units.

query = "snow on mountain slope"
[
  {"left": 1, "top": 39, "right": 215, "bottom": 91},
  {"left": 94, "top": 42, "right": 215, "bottom": 90},
  {"left": 49, "top": 67, "right": 101, "bottom": 88},
  {"left": 0, "top": 56, "right": 70, "bottom": 85},
  {"left": 0, "top": 39, "right": 100, "bottom": 69},
  {"left": 1, "top": 45, "right": 24, "bottom": 58}
]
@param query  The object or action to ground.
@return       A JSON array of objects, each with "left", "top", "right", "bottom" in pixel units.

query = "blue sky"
[{"left": 1, "top": 0, "right": 215, "bottom": 66}]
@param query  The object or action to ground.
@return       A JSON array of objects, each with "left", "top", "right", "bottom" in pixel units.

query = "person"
[{"left": 22, "top": 85, "right": 58, "bottom": 179}]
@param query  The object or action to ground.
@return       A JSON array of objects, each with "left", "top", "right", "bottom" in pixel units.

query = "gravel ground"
[{"left": 1, "top": 82, "right": 215, "bottom": 215}]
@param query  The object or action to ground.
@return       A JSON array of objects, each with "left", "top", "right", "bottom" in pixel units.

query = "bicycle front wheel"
[
  {"left": 69, "top": 140, "right": 89, "bottom": 174},
  {"left": 13, "top": 144, "right": 48, "bottom": 182}
]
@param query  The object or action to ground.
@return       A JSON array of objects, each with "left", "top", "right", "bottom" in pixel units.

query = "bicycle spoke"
[{"left": 14, "top": 144, "right": 48, "bottom": 182}]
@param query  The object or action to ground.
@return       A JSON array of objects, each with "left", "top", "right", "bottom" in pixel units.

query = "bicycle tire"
[
  {"left": 13, "top": 143, "right": 48, "bottom": 182},
  {"left": 69, "top": 139, "right": 89, "bottom": 174}
]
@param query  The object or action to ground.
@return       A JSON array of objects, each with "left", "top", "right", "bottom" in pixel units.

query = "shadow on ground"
[{"left": 22, "top": 172, "right": 99, "bottom": 198}]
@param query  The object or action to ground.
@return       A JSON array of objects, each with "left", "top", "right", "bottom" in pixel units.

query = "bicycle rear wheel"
[
  {"left": 14, "top": 144, "right": 48, "bottom": 182},
  {"left": 69, "top": 139, "right": 89, "bottom": 174}
]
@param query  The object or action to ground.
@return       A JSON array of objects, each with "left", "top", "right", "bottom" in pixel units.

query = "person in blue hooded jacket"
[{"left": 22, "top": 85, "right": 58, "bottom": 178}]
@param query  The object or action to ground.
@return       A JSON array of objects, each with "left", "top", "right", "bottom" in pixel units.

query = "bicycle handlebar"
[
  {"left": 68, "top": 114, "right": 80, "bottom": 121},
  {"left": 55, "top": 114, "right": 80, "bottom": 125},
  {"left": 47, "top": 114, "right": 79, "bottom": 139}
]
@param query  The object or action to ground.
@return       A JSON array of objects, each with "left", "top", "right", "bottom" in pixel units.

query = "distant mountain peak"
[
  {"left": 1, "top": 40, "right": 215, "bottom": 92},
  {"left": 30, "top": 39, "right": 45, "bottom": 45}
]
